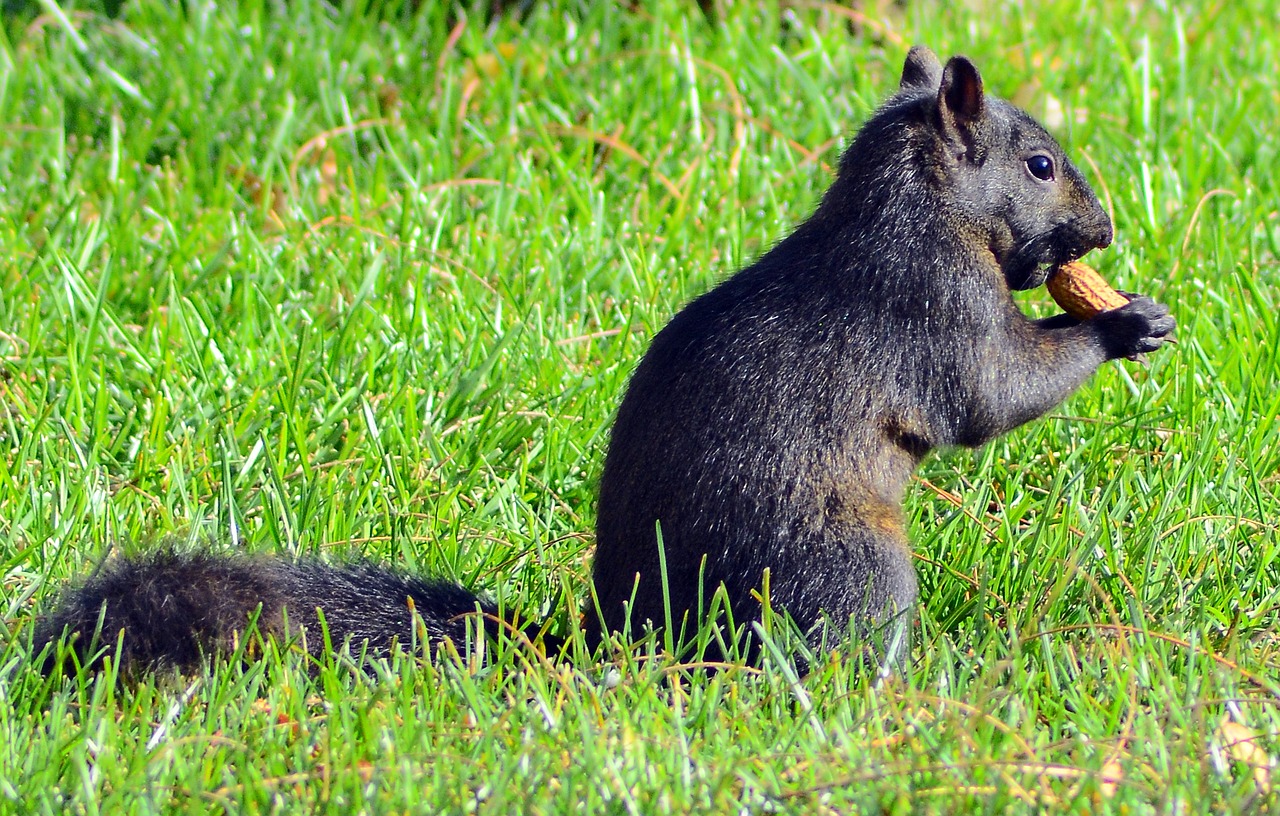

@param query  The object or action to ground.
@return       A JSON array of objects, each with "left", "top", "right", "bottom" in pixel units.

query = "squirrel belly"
[
  {"left": 32, "top": 47, "right": 1174, "bottom": 677},
  {"left": 35, "top": 552, "right": 499, "bottom": 675}
]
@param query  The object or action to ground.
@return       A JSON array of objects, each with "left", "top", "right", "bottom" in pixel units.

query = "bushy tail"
[{"left": 34, "top": 552, "right": 504, "bottom": 676}]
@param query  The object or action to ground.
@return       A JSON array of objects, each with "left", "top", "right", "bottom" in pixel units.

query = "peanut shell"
[{"left": 1047, "top": 261, "right": 1129, "bottom": 319}]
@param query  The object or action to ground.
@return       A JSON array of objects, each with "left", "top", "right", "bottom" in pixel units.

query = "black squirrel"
[{"left": 33, "top": 46, "right": 1174, "bottom": 676}]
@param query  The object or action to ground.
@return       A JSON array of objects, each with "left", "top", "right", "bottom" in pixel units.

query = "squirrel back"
[{"left": 32, "top": 47, "right": 1173, "bottom": 676}]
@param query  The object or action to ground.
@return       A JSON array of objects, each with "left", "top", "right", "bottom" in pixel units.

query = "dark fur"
[
  {"left": 33, "top": 47, "right": 1173, "bottom": 676},
  {"left": 35, "top": 552, "right": 499, "bottom": 674},
  {"left": 588, "top": 46, "right": 1173, "bottom": 662}
]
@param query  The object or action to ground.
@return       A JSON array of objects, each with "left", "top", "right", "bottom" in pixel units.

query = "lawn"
[{"left": 2, "top": 0, "right": 1279, "bottom": 811}]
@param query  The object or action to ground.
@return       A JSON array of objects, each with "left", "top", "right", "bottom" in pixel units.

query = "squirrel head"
[
  {"left": 843, "top": 47, "right": 1114, "bottom": 292},
  {"left": 910, "top": 46, "right": 1112, "bottom": 290}
]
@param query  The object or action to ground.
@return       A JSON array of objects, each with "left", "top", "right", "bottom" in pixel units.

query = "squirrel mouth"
[
  {"left": 1004, "top": 240, "right": 1097, "bottom": 292},
  {"left": 1002, "top": 252, "right": 1055, "bottom": 292},
  {"left": 1003, "top": 218, "right": 1110, "bottom": 292}
]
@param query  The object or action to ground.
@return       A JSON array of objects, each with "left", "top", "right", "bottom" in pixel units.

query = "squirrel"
[{"left": 33, "top": 46, "right": 1174, "bottom": 677}]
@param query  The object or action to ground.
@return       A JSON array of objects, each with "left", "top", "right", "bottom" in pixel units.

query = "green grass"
[{"left": 3, "top": 0, "right": 1280, "bottom": 811}]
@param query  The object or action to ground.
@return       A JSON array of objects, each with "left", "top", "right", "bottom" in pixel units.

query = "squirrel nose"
[
  {"left": 1096, "top": 218, "right": 1113, "bottom": 249},
  {"left": 1090, "top": 205, "right": 1114, "bottom": 249}
]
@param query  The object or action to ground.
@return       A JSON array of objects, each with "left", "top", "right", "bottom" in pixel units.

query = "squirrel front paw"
[{"left": 1092, "top": 295, "right": 1176, "bottom": 359}]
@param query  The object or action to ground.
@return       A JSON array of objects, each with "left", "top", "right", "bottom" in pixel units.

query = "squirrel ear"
[
  {"left": 937, "top": 56, "right": 985, "bottom": 152},
  {"left": 939, "top": 56, "right": 984, "bottom": 125},
  {"left": 900, "top": 46, "right": 943, "bottom": 91}
]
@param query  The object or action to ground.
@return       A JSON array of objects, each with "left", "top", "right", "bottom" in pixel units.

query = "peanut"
[{"left": 1046, "top": 261, "right": 1129, "bottom": 319}]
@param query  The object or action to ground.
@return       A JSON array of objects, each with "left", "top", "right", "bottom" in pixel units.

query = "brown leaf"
[
  {"left": 1099, "top": 756, "right": 1123, "bottom": 799},
  {"left": 1218, "top": 717, "right": 1273, "bottom": 794}
]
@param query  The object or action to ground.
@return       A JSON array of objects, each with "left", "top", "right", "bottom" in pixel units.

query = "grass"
[{"left": 2, "top": 0, "right": 1280, "bottom": 811}]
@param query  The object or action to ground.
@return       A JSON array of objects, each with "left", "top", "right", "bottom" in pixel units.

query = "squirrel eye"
[{"left": 1026, "top": 155, "right": 1055, "bottom": 181}]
